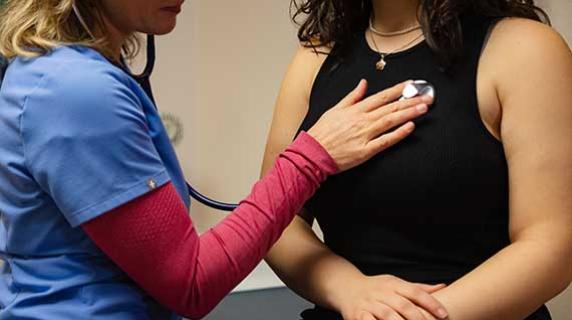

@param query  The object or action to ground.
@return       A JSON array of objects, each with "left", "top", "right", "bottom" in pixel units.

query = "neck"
[
  {"left": 371, "top": 0, "right": 421, "bottom": 33},
  {"left": 99, "top": 15, "right": 129, "bottom": 62}
]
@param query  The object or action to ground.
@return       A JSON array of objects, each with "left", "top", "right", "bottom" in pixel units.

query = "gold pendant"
[{"left": 376, "top": 56, "right": 386, "bottom": 71}]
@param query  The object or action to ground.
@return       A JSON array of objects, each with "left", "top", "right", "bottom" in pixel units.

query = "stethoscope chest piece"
[{"left": 400, "top": 80, "right": 435, "bottom": 100}]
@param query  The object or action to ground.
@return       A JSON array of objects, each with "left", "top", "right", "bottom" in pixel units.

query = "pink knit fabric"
[{"left": 83, "top": 132, "right": 338, "bottom": 319}]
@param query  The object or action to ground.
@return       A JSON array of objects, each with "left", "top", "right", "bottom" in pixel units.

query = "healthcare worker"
[{"left": 0, "top": 1, "right": 441, "bottom": 319}]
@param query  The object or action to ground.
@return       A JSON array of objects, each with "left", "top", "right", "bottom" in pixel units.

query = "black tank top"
[{"left": 298, "top": 16, "right": 551, "bottom": 320}]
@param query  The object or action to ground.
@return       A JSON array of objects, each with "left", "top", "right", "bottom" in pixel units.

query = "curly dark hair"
[{"left": 291, "top": 0, "right": 550, "bottom": 67}]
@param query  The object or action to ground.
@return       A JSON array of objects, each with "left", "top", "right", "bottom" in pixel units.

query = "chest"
[{"left": 302, "top": 47, "right": 509, "bottom": 223}]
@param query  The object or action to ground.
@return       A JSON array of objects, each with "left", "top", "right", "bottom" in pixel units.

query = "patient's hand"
[
  {"left": 417, "top": 307, "right": 440, "bottom": 320},
  {"left": 338, "top": 274, "right": 448, "bottom": 320}
]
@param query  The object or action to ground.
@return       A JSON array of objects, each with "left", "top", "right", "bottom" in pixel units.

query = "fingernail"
[
  {"left": 405, "top": 122, "right": 415, "bottom": 132},
  {"left": 416, "top": 104, "right": 428, "bottom": 113},
  {"left": 438, "top": 308, "right": 448, "bottom": 318},
  {"left": 421, "top": 95, "right": 433, "bottom": 103}
]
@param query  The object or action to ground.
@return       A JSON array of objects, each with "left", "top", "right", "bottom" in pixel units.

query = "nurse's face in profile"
[{"left": 98, "top": 0, "right": 185, "bottom": 36}]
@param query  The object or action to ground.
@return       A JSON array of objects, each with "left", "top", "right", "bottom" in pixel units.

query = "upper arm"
[
  {"left": 260, "top": 45, "right": 329, "bottom": 177},
  {"left": 22, "top": 63, "right": 168, "bottom": 227},
  {"left": 486, "top": 19, "right": 572, "bottom": 244},
  {"left": 261, "top": 45, "right": 329, "bottom": 222}
]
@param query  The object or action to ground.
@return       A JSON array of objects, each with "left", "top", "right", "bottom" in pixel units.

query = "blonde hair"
[{"left": 0, "top": 0, "right": 139, "bottom": 60}]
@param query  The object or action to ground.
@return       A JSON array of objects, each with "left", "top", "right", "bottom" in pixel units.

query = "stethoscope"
[
  {"left": 77, "top": 5, "right": 241, "bottom": 211},
  {"left": 0, "top": 4, "right": 436, "bottom": 212},
  {"left": 0, "top": 32, "right": 238, "bottom": 211},
  {"left": 130, "top": 37, "right": 435, "bottom": 212},
  {"left": 132, "top": 35, "right": 240, "bottom": 211}
]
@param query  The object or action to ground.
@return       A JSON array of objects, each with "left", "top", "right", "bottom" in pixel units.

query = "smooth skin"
[{"left": 261, "top": 5, "right": 572, "bottom": 320}]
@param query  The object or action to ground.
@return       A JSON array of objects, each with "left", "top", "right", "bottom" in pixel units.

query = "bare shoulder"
[
  {"left": 260, "top": 43, "right": 332, "bottom": 177},
  {"left": 485, "top": 17, "right": 570, "bottom": 70},
  {"left": 482, "top": 18, "right": 571, "bottom": 106},
  {"left": 492, "top": 17, "right": 566, "bottom": 45},
  {"left": 286, "top": 42, "right": 332, "bottom": 99}
]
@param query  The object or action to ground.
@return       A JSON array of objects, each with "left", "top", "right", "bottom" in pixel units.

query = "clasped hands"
[{"left": 338, "top": 274, "right": 449, "bottom": 320}]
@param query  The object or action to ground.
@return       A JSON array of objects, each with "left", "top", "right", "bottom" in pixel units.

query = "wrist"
[
  {"left": 432, "top": 288, "right": 454, "bottom": 319},
  {"left": 291, "top": 131, "right": 339, "bottom": 175},
  {"left": 327, "top": 273, "right": 368, "bottom": 314}
]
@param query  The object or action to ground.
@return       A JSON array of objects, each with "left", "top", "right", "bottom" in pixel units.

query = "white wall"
[{"left": 151, "top": 0, "right": 571, "bottom": 316}]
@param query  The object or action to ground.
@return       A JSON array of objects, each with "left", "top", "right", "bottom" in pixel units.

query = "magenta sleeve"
[{"left": 82, "top": 132, "right": 338, "bottom": 319}]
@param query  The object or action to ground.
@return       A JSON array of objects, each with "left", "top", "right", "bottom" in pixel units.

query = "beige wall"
[
  {"left": 151, "top": 0, "right": 571, "bottom": 316},
  {"left": 152, "top": 0, "right": 297, "bottom": 291}
]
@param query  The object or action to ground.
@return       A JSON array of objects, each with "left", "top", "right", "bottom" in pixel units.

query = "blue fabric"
[{"left": 0, "top": 46, "right": 189, "bottom": 319}]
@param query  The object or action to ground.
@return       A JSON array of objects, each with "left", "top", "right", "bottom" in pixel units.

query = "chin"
[
  {"left": 147, "top": 19, "right": 178, "bottom": 35},
  {"left": 157, "top": 24, "right": 177, "bottom": 35},
  {"left": 155, "top": 25, "right": 177, "bottom": 35}
]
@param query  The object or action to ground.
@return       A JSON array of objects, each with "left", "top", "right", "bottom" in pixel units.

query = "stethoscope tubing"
[
  {"left": 0, "top": 9, "right": 239, "bottom": 212},
  {"left": 0, "top": 32, "right": 434, "bottom": 213},
  {"left": 133, "top": 35, "right": 239, "bottom": 211}
]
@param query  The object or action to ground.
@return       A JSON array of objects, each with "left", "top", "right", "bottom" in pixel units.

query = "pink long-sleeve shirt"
[{"left": 82, "top": 132, "right": 338, "bottom": 319}]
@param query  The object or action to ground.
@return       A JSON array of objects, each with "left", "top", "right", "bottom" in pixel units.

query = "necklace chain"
[
  {"left": 368, "top": 23, "right": 424, "bottom": 71},
  {"left": 369, "top": 18, "right": 421, "bottom": 37}
]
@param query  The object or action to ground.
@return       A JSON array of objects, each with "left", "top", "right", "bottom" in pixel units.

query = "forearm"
[
  {"left": 430, "top": 238, "right": 572, "bottom": 320},
  {"left": 189, "top": 133, "right": 339, "bottom": 316},
  {"left": 265, "top": 216, "right": 363, "bottom": 312},
  {"left": 84, "top": 132, "right": 339, "bottom": 319}
]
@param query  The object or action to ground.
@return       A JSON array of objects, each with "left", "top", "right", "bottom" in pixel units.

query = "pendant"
[{"left": 376, "top": 55, "right": 387, "bottom": 71}]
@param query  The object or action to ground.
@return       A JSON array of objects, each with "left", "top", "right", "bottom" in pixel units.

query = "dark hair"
[{"left": 291, "top": 0, "right": 550, "bottom": 67}]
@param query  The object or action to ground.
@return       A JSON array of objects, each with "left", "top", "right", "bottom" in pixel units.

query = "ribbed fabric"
[{"left": 297, "top": 16, "right": 550, "bottom": 320}]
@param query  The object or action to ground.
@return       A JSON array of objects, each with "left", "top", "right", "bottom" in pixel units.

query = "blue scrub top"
[{"left": 0, "top": 46, "right": 190, "bottom": 319}]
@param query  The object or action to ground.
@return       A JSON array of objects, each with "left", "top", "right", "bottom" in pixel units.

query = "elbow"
[
  {"left": 558, "top": 241, "right": 572, "bottom": 292},
  {"left": 513, "top": 227, "right": 572, "bottom": 294},
  {"left": 183, "top": 303, "right": 216, "bottom": 320},
  {"left": 550, "top": 245, "right": 572, "bottom": 295},
  {"left": 553, "top": 270, "right": 572, "bottom": 298},
  {"left": 177, "top": 288, "right": 220, "bottom": 320},
  {"left": 185, "top": 311, "right": 209, "bottom": 320},
  {"left": 548, "top": 243, "right": 572, "bottom": 296},
  {"left": 175, "top": 304, "right": 211, "bottom": 319},
  {"left": 562, "top": 253, "right": 572, "bottom": 292}
]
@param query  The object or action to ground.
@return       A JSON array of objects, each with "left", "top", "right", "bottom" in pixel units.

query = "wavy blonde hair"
[{"left": 0, "top": 0, "right": 139, "bottom": 60}]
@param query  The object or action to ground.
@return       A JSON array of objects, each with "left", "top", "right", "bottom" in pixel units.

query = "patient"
[{"left": 261, "top": 0, "right": 572, "bottom": 319}]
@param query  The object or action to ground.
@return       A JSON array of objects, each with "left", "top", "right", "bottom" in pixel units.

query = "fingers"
[
  {"left": 383, "top": 295, "right": 427, "bottom": 320},
  {"left": 415, "top": 283, "right": 447, "bottom": 293},
  {"left": 370, "top": 104, "right": 428, "bottom": 139},
  {"left": 367, "top": 122, "right": 415, "bottom": 155},
  {"left": 368, "top": 303, "right": 406, "bottom": 320},
  {"left": 397, "top": 285, "right": 449, "bottom": 319},
  {"left": 360, "top": 312, "right": 378, "bottom": 320},
  {"left": 370, "top": 94, "right": 433, "bottom": 120},
  {"left": 360, "top": 80, "right": 412, "bottom": 112},
  {"left": 338, "top": 79, "right": 369, "bottom": 108}
]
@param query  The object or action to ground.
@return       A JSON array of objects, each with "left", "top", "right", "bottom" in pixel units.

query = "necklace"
[
  {"left": 368, "top": 28, "right": 424, "bottom": 71},
  {"left": 369, "top": 18, "right": 421, "bottom": 37}
]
